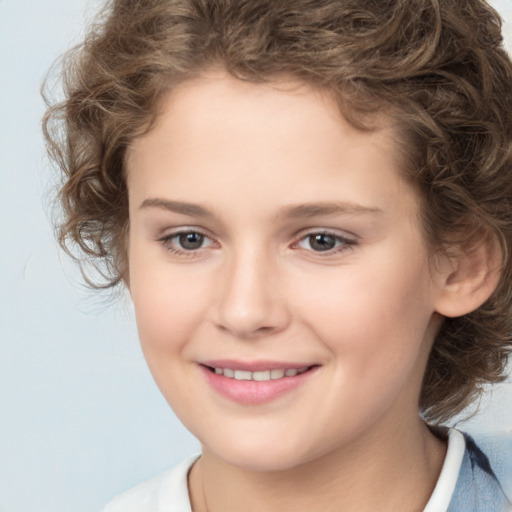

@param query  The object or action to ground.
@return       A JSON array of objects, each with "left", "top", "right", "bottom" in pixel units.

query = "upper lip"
[{"left": 200, "top": 359, "right": 317, "bottom": 372}]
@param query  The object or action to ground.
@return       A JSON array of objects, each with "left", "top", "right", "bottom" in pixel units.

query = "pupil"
[
  {"left": 310, "top": 234, "right": 335, "bottom": 251},
  {"left": 179, "top": 232, "right": 204, "bottom": 250}
]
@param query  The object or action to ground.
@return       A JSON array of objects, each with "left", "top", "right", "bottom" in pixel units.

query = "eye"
[
  {"left": 295, "top": 231, "right": 356, "bottom": 254},
  {"left": 175, "top": 232, "right": 207, "bottom": 250},
  {"left": 158, "top": 229, "right": 216, "bottom": 255},
  {"left": 301, "top": 233, "right": 337, "bottom": 252}
]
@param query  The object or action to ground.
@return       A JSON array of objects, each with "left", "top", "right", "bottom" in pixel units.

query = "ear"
[{"left": 433, "top": 233, "right": 501, "bottom": 318}]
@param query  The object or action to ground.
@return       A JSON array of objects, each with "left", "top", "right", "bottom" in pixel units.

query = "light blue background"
[{"left": 1, "top": 1, "right": 511, "bottom": 511}]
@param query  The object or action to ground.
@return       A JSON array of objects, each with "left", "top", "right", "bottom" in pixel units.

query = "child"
[{"left": 43, "top": 0, "right": 512, "bottom": 510}]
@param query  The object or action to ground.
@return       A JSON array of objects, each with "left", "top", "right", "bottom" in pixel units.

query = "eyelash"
[
  {"left": 158, "top": 229, "right": 357, "bottom": 258},
  {"left": 158, "top": 230, "right": 216, "bottom": 259},
  {"left": 292, "top": 231, "right": 357, "bottom": 255}
]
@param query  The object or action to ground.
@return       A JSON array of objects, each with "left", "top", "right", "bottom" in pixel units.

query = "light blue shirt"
[{"left": 448, "top": 432, "right": 512, "bottom": 511}]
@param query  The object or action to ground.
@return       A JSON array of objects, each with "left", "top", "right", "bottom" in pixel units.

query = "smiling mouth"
[
  {"left": 203, "top": 365, "right": 315, "bottom": 381},
  {"left": 200, "top": 362, "right": 319, "bottom": 404}
]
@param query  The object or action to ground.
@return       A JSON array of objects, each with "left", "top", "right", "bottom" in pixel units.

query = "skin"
[{"left": 125, "top": 71, "right": 456, "bottom": 511}]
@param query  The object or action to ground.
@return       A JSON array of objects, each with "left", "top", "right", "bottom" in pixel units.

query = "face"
[{"left": 126, "top": 71, "right": 444, "bottom": 471}]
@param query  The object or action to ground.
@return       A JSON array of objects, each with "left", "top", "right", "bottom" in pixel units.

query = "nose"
[{"left": 213, "top": 247, "right": 291, "bottom": 340}]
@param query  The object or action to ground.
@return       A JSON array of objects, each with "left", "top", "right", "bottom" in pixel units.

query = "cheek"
[
  {"left": 294, "top": 253, "right": 435, "bottom": 372},
  {"left": 128, "top": 262, "right": 214, "bottom": 406},
  {"left": 128, "top": 247, "right": 211, "bottom": 355},
  {"left": 290, "top": 261, "right": 435, "bottom": 436}
]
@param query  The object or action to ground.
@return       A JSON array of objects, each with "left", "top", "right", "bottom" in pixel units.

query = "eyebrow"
[
  {"left": 139, "top": 198, "right": 382, "bottom": 219},
  {"left": 140, "top": 198, "right": 214, "bottom": 218},
  {"left": 276, "top": 202, "right": 382, "bottom": 220}
]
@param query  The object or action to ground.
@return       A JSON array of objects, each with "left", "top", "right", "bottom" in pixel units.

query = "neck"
[{"left": 188, "top": 417, "right": 447, "bottom": 512}]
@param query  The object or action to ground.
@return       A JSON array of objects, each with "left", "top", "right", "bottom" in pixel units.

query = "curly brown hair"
[{"left": 43, "top": 0, "right": 512, "bottom": 424}]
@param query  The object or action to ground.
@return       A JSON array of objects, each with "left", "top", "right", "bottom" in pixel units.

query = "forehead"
[
  {"left": 127, "top": 69, "right": 398, "bottom": 160},
  {"left": 126, "top": 71, "right": 418, "bottom": 224}
]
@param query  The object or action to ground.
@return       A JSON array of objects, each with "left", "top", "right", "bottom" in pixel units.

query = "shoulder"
[
  {"left": 102, "top": 455, "right": 199, "bottom": 512},
  {"left": 449, "top": 430, "right": 512, "bottom": 512}
]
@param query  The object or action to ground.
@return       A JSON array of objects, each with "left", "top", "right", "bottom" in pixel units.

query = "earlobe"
[{"left": 434, "top": 234, "right": 501, "bottom": 318}]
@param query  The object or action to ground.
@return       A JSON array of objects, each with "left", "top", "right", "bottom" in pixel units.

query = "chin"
[{"left": 204, "top": 435, "right": 320, "bottom": 472}]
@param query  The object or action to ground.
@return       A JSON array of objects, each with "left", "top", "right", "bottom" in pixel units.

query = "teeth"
[
  {"left": 253, "top": 370, "right": 271, "bottom": 381},
  {"left": 234, "top": 370, "right": 252, "bottom": 381},
  {"left": 213, "top": 366, "right": 310, "bottom": 381}
]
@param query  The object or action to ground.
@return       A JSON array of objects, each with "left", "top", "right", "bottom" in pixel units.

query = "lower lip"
[{"left": 200, "top": 365, "right": 318, "bottom": 405}]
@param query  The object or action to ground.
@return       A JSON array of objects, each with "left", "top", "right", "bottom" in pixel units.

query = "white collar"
[{"left": 423, "top": 428, "right": 466, "bottom": 512}]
